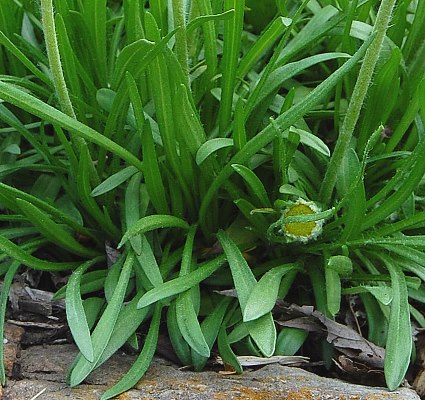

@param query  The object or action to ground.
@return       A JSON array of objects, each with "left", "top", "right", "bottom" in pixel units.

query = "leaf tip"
[
  {"left": 117, "top": 238, "right": 126, "bottom": 249},
  {"left": 242, "top": 308, "right": 256, "bottom": 322}
]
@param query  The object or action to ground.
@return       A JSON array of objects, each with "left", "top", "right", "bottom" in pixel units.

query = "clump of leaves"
[{"left": 0, "top": 0, "right": 424, "bottom": 398}]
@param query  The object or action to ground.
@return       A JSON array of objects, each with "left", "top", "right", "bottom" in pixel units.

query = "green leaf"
[
  {"left": 0, "top": 182, "right": 93, "bottom": 238},
  {"left": 199, "top": 30, "right": 374, "bottom": 235},
  {"left": 232, "top": 164, "right": 271, "bottom": 207},
  {"left": 277, "top": 5, "right": 340, "bottom": 65},
  {"left": 0, "top": 81, "right": 144, "bottom": 171},
  {"left": 191, "top": 297, "right": 231, "bottom": 371},
  {"left": 97, "top": 292, "right": 151, "bottom": 368},
  {"left": 76, "top": 147, "right": 120, "bottom": 238},
  {"left": 237, "top": 16, "right": 291, "bottom": 79},
  {"left": 100, "top": 304, "right": 162, "bottom": 400},
  {"left": 0, "top": 261, "right": 20, "bottom": 384},
  {"left": 135, "top": 236, "right": 163, "bottom": 288},
  {"left": 282, "top": 208, "right": 335, "bottom": 224},
  {"left": 0, "top": 31, "right": 51, "bottom": 86},
  {"left": 196, "top": 138, "right": 234, "bottom": 165},
  {"left": 234, "top": 199, "right": 270, "bottom": 234},
  {"left": 186, "top": 9, "right": 234, "bottom": 34},
  {"left": 124, "top": 171, "right": 143, "bottom": 255},
  {"left": 176, "top": 289, "right": 210, "bottom": 358},
  {"left": 68, "top": 251, "right": 135, "bottom": 386},
  {"left": 325, "top": 266, "right": 341, "bottom": 316},
  {"left": 358, "top": 48, "right": 402, "bottom": 151},
  {"left": 16, "top": 199, "right": 100, "bottom": 258},
  {"left": 217, "top": 325, "right": 243, "bottom": 374},
  {"left": 217, "top": 230, "right": 276, "bottom": 356},
  {"left": 243, "top": 264, "right": 296, "bottom": 322},
  {"left": 227, "top": 322, "right": 249, "bottom": 344},
  {"left": 112, "top": 39, "right": 152, "bottom": 86},
  {"left": 66, "top": 260, "right": 101, "bottom": 363},
  {"left": 363, "top": 286, "right": 393, "bottom": 306},
  {"left": 376, "top": 246, "right": 425, "bottom": 280},
  {"left": 327, "top": 255, "right": 353, "bottom": 276},
  {"left": 119, "top": 215, "right": 189, "bottom": 249},
  {"left": 55, "top": 14, "right": 83, "bottom": 112},
  {"left": 141, "top": 121, "right": 170, "bottom": 215},
  {"left": 246, "top": 314, "right": 277, "bottom": 357},
  {"left": 83, "top": 297, "right": 105, "bottom": 330},
  {"left": 137, "top": 254, "right": 226, "bottom": 309},
  {"left": 144, "top": 13, "right": 194, "bottom": 211},
  {"left": 361, "top": 293, "right": 388, "bottom": 347},
  {"left": 218, "top": 0, "right": 245, "bottom": 133},
  {"left": 195, "top": 0, "right": 218, "bottom": 82},
  {"left": 249, "top": 53, "right": 350, "bottom": 116},
  {"left": 379, "top": 255, "right": 412, "bottom": 390},
  {"left": 175, "top": 226, "right": 209, "bottom": 357},
  {"left": 216, "top": 230, "right": 256, "bottom": 310},
  {"left": 91, "top": 166, "right": 138, "bottom": 197},
  {"left": 83, "top": 0, "right": 107, "bottom": 84},
  {"left": 233, "top": 98, "right": 247, "bottom": 151},
  {"left": 0, "top": 235, "right": 80, "bottom": 271},
  {"left": 167, "top": 301, "right": 192, "bottom": 366},
  {"left": 56, "top": 195, "right": 84, "bottom": 226},
  {"left": 279, "top": 184, "right": 307, "bottom": 199},
  {"left": 112, "top": 26, "right": 180, "bottom": 88},
  {"left": 363, "top": 138, "right": 425, "bottom": 231},
  {"left": 287, "top": 127, "right": 330, "bottom": 157},
  {"left": 3, "top": 143, "right": 20, "bottom": 155},
  {"left": 275, "top": 327, "right": 308, "bottom": 356},
  {"left": 54, "top": 270, "right": 108, "bottom": 300},
  {"left": 104, "top": 255, "right": 125, "bottom": 303},
  {"left": 126, "top": 71, "right": 170, "bottom": 217}
]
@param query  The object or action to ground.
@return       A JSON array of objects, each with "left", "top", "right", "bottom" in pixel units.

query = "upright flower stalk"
[
  {"left": 172, "top": 0, "right": 190, "bottom": 88},
  {"left": 40, "top": 0, "right": 76, "bottom": 119},
  {"left": 319, "top": 0, "right": 398, "bottom": 204},
  {"left": 40, "top": 0, "right": 99, "bottom": 185}
]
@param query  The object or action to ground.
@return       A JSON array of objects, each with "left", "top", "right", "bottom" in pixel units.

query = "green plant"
[{"left": 0, "top": 0, "right": 424, "bottom": 398}]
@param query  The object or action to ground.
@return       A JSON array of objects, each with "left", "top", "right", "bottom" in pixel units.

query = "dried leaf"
[
  {"left": 413, "top": 330, "right": 425, "bottom": 396},
  {"left": 334, "top": 355, "right": 385, "bottom": 386},
  {"left": 216, "top": 355, "right": 309, "bottom": 367},
  {"left": 277, "top": 303, "right": 385, "bottom": 368},
  {"left": 105, "top": 241, "right": 121, "bottom": 267}
]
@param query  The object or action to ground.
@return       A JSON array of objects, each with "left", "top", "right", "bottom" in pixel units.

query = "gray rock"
[{"left": 2, "top": 344, "right": 420, "bottom": 399}]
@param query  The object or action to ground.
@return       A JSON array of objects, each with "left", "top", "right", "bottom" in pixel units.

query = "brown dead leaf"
[
  {"left": 334, "top": 355, "right": 385, "bottom": 386},
  {"left": 413, "top": 329, "right": 425, "bottom": 396},
  {"left": 413, "top": 369, "right": 425, "bottom": 397},
  {"left": 215, "top": 355, "right": 309, "bottom": 367},
  {"left": 105, "top": 240, "right": 121, "bottom": 267},
  {"left": 4, "top": 281, "right": 65, "bottom": 317},
  {"left": 277, "top": 303, "right": 385, "bottom": 369}
]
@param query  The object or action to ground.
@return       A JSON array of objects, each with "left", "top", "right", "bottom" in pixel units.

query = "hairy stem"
[
  {"left": 40, "top": 0, "right": 99, "bottom": 185},
  {"left": 319, "top": 0, "right": 398, "bottom": 204},
  {"left": 172, "top": 0, "right": 190, "bottom": 87},
  {"left": 40, "top": 0, "right": 76, "bottom": 119}
]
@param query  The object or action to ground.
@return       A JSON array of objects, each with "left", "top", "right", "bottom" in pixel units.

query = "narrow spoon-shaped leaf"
[
  {"left": 380, "top": 254, "right": 412, "bottom": 390},
  {"left": 243, "top": 264, "right": 297, "bottom": 321},
  {"left": 118, "top": 215, "right": 189, "bottom": 248},
  {"left": 68, "top": 251, "right": 135, "bottom": 386},
  {"left": 16, "top": 199, "right": 100, "bottom": 257},
  {"left": 66, "top": 259, "right": 104, "bottom": 362},
  {"left": 0, "top": 235, "right": 80, "bottom": 271},
  {"left": 100, "top": 304, "right": 162, "bottom": 400},
  {"left": 217, "top": 230, "right": 276, "bottom": 356},
  {"left": 0, "top": 261, "right": 20, "bottom": 384},
  {"left": 137, "top": 255, "right": 226, "bottom": 308}
]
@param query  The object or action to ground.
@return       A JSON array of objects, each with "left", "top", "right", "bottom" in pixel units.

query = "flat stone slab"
[{"left": 2, "top": 344, "right": 420, "bottom": 399}]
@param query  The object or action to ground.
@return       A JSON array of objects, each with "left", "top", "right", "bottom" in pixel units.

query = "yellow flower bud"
[{"left": 282, "top": 199, "right": 323, "bottom": 243}]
